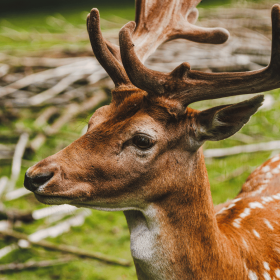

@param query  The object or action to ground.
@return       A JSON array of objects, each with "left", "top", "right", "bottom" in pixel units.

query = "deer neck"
[{"left": 124, "top": 148, "right": 243, "bottom": 280}]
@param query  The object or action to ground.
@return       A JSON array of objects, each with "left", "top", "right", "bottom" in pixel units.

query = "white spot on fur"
[
  {"left": 264, "top": 219, "right": 274, "bottom": 230},
  {"left": 266, "top": 173, "right": 273, "bottom": 179},
  {"left": 252, "top": 185, "right": 267, "bottom": 195},
  {"left": 233, "top": 221, "right": 241, "bottom": 228},
  {"left": 273, "top": 247, "right": 280, "bottom": 255},
  {"left": 249, "top": 202, "right": 264, "bottom": 209},
  {"left": 275, "top": 268, "right": 280, "bottom": 278},
  {"left": 244, "top": 262, "right": 248, "bottom": 272},
  {"left": 263, "top": 271, "right": 271, "bottom": 280},
  {"left": 233, "top": 198, "right": 242, "bottom": 203},
  {"left": 253, "top": 230, "right": 260, "bottom": 238},
  {"left": 233, "top": 218, "right": 242, "bottom": 228},
  {"left": 242, "top": 238, "right": 249, "bottom": 250},
  {"left": 264, "top": 262, "right": 270, "bottom": 271},
  {"left": 262, "top": 197, "right": 274, "bottom": 204},
  {"left": 263, "top": 166, "right": 271, "bottom": 172},
  {"left": 240, "top": 208, "right": 251, "bottom": 219},
  {"left": 271, "top": 155, "right": 280, "bottom": 163},
  {"left": 217, "top": 203, "right": 236, "bottom": 215},
  {"left": 248, "top": 270, "right": 258, "bottom": 280},
  {"left": 272, "top": 168, "right": 280, "bottom": 174}
]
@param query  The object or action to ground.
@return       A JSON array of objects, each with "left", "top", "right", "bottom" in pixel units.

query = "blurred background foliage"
[{"left": 0, "top": 0, "right": 279, "bottom": 279}]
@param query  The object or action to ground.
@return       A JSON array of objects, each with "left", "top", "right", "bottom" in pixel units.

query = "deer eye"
[{"left": 132, "top": 135, "right": 154, "bottom": 150}]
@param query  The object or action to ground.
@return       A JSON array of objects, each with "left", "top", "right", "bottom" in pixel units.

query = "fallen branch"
[
  {"left": 0, "top": 257, "right": 75, "bottom": 272},
  {"left": 29, "top": 211, "right": 90, "bottom": 242},
  {"left": 231, "top": 133, "right": 255, "bottom": 144},
  {"left": 0, "top": 204, "right": 78, "bottom": 224},
  {"left": 0, "top": 64, "right": 9, "bottom": 78},
  {"left": 0, "top": 229, "right": 132, "bottom": 267},
  {"left": 4, "top": 188, "right": 31, "bottom": 201},
  {"left": 28, "top": 72, "right": 90, "bottom": 106},
  {"left": 32, "top": 204, "right": 77, "bottom": 220},
  {"left": 0, "top": 144, "right": 14, "bottom": 160},
  {"left": 5, "top": 55, "right": 92, "bottom": 67},
  {"left": 215, "top": 166, "right": 251, "bottom": 182},
  {"left": 204, "top": 141, "right": 280, "bottom": 158},
  {"left": 0, "top": 208, "right": 84, "bottom": 260},
  {"left": 8, "top": 133, "right": 29, "bottom": 191},
  {"left": 0, "top": 244, "right": 18, "bottom": 259},
  {"left": 0, "top": 209, "right": 33, "bottom": 223},
  {"left": 0, "top": 177, "right": 8, "bottom": 198},
  {"left": 0, "top": 59, "right": 97, "bottom": 98},
  {"left": 30, "top": 90, "right": 108, "bottom": 151},
  {"left": 34, "top": 106, "right": 59, "bottom": 128}
]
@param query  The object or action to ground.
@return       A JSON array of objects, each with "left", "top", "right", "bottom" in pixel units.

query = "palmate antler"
[{"left": 87, "top": 0, "right": 280, "bottom": 108}]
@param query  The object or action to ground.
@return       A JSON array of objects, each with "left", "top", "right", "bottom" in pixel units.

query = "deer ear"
[{"left": 195, "top": 95, "right": 264, "bottom": 142}]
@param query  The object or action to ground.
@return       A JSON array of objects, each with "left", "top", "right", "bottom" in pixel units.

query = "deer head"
[{"left": 24, "top": 1, "right": 280, "bottom": 209}]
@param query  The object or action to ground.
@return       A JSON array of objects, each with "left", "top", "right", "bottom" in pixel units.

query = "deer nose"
[{"left": 24, "top": 171, "right": 53, "bottom": 192}]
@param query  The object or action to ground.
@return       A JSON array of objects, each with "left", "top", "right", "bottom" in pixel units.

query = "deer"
[{"left": 24, "top": 0, "right": 280, "bottom": 279}]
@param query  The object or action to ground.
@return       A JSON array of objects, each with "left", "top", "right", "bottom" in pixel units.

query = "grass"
[{"left": 1, "top": 1, "right": 280, "bottom": 279}]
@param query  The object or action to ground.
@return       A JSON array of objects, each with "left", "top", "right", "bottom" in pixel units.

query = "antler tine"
[
  {"left": 271, "top": 4, "right": 280, "bottom": 68},
  {"left": 120, "top": 4, "right": 280, "bottom": 107},
  {"left": 87, "top": 9, "right": 132, "bottom": 88},
  {"left": 132, "top": 0, "right": 229, "bottom": 63},
  {"left": 120, "top": 22, "right": 169, "bottom": 95}
]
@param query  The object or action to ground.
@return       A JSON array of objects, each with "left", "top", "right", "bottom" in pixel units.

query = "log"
[{"left": 0, "top": 229, "right": 132, "bottom": 267}]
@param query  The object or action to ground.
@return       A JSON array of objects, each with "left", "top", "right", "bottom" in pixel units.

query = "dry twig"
[{"left": 0, "top": 257, "right": 75, "bottom": 272}]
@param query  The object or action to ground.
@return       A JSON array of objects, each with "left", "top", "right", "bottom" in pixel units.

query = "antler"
[
  {"left": 119, "top": 4, "right": 280, "bottom": 106},
  {"left": 133, "top": 0, "right": 229, "bottom": 63},
  {"left": 87, "top": 0, "right": 229, "bottom": 91},
  {"left": 87, "top": 9, "right": 133, "bottom": 89}
]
